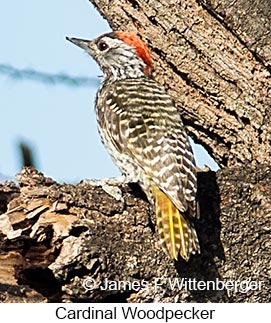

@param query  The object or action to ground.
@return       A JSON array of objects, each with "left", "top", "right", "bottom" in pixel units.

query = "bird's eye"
[{"left": 98, "top": 41, "right": 108, "bottom": 51}]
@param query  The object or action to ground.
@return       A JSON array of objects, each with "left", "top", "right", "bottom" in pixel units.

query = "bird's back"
[{"left": 96, "top": 77, "right": 197, "bottom": 218}]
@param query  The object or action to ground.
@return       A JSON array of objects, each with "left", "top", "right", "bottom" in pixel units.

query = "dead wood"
[{"left": 0, "top": 167, "right": 270, "bottom": 302}]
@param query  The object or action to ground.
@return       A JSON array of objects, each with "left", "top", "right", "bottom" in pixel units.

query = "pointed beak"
[{"left": 66, "top": 36, "right": 92, "bottom": 51}]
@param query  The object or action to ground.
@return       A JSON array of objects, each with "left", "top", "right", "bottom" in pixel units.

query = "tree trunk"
[
  {"left": 0, "top": 0, "right": 270, "bottom": 303},
  {"left": 91, "top": 0, "right": 271, "bottom": 166}
]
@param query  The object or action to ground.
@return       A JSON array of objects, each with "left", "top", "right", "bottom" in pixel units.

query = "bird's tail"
[{"left": 151, "top": 186, "right": 200, "bottom": 261}]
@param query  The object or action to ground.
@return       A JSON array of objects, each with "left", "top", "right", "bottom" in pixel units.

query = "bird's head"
[{"left": 66, "top": 31, "right": 152, "bottom": 82}]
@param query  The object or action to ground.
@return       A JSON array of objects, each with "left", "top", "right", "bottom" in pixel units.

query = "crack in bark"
[{"left": 196, "top": 0, "right": 271, "bottom": 73}]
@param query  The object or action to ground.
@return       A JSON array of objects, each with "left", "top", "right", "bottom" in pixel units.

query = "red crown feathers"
[{"left": 116, "top": 32, "right": 152, "bottom": 75}]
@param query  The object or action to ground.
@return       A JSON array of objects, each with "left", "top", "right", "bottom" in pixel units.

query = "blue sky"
[{"left": 0, "top": 0, "right": 218, "bottom": 183}]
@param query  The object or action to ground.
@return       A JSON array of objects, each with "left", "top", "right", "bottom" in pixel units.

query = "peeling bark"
[
  {"left": 0, "top": 167, "right": 270, "bottom": 302},
  {"left": 1, "top": 0, "right": 270, "bottom": 303}
]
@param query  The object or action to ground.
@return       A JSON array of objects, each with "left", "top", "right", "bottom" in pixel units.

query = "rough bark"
[
  {"left": 1, "top": 0, "right": 270, "bottom": 304},
  {"left": 200, "top": 0, "right": 271, "bottom": 67},
  {"left": 0, "top": 167, "right": 270, "bottom": 302},
  {"left": 90, "top": 0, "right": 271, "bottom": 167}
]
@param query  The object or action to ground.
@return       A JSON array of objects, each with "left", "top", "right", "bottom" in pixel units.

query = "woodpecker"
[{"left": 67, "top": 31, "right": 200, "bottom": 261}]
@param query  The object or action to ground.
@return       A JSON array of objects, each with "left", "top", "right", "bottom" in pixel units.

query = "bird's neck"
[{"left": 102, "top": 62, "right": 147, "bottom": 84}]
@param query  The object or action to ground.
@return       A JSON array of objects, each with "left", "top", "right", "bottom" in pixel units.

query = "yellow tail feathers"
[{"left": 152, "top": 187, "right": 199, "bottom": 261}]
